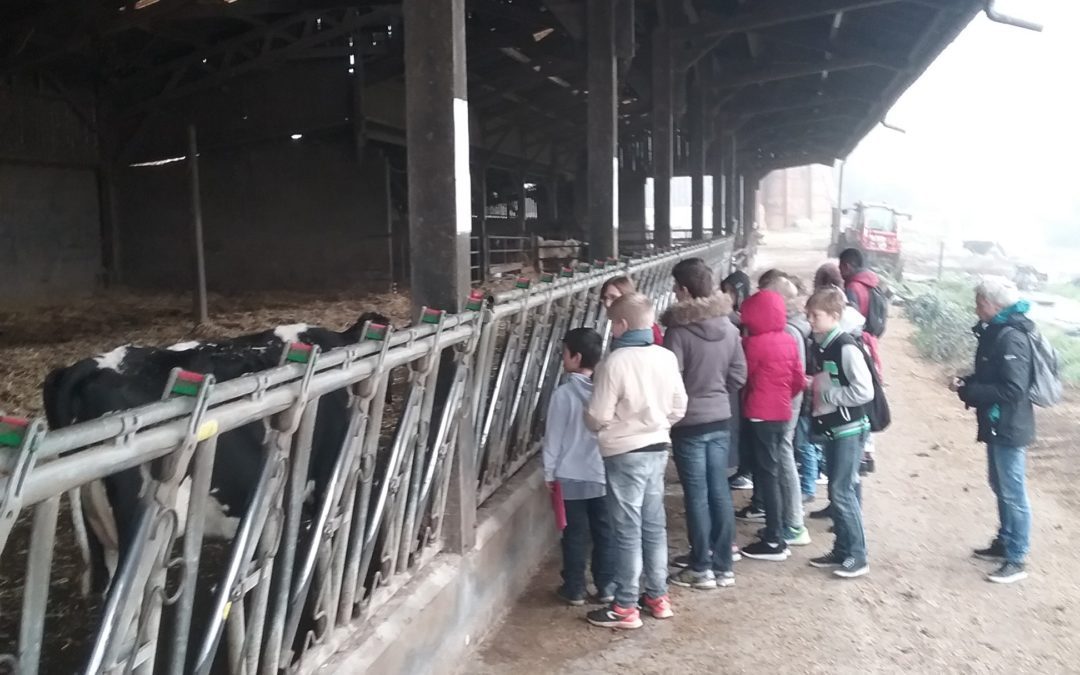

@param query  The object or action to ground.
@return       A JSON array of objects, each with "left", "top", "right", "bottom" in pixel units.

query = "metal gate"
[{"left": 0, "top": 237, "right": 734, "bottom": 675}]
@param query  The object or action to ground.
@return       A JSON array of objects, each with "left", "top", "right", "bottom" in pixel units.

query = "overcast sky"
[{"left": 842, "top": 0, "right": 1076, "bottom": 250}]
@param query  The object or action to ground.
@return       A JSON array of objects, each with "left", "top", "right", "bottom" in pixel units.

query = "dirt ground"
[{"left": 469, "top": 228, "right": 1080, "bottom": 674}]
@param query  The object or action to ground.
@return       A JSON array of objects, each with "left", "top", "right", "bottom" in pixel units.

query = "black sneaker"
[
  {"left": 556, "top": 588, "right": 586, "bottom": 606},
  {"left": 809, "top": 551, "right": 846, "bottom": 569},
  {"left": 809, "top": 505, "right": 833, "bottom": 520},
  {"left": 973, "top": 539, "right": 1006, "bottom": 562},
  {"left": 586, "top": 604, "right": 643, "bottom": 629},
  {"left": 736, "top": 506, "right": 766, "bottom": 522},
  {"left": 987, "top": 562, "right": 1028, "bottom": 584},
  {"left": 741, "top": 539, "right": 789, "bottom": 561},
  {"left": 833, "top": 557, "right": 870, "bottom": 579}
]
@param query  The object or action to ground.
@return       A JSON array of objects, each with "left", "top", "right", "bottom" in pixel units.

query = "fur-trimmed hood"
[{"left": 661, "top": 293, "right": 735, "bottom": 342}]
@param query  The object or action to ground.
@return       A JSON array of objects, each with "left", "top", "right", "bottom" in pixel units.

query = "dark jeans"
[
  {"left": 560, "top": 496, "right": 616, "bottom": 598},
  {"left": 750, "top": 420, "right": 786, "bottom": 543},
  {"left": 826, "top": 430, "right": 868, "bottom": 561},
  {"left": 736, "top": 417, "right": 756, "bottom": 478},
  {"left": 672, "top": 429, "right": 735, "bottom": 573}
]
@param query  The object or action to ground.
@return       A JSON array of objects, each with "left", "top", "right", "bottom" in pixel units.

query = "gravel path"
[{"left": 469, "top": 229, "right": 1080, "bottom": 675}]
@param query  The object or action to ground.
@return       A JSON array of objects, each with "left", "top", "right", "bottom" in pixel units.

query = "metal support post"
[
  {"left": 651, "top": 28, "right": 673, "bottom": 249},
  {"left": 187, "top": 125, "right": 209, "bottom": 325},
  {"left": 586, "top": 0, "right": 619, "bottom": 259},
  {"left": 404, "top": 0, "right": 471, "bottom": 315},
  {"left": 689, "top": 66, "right": 707, "bottom": 241}
]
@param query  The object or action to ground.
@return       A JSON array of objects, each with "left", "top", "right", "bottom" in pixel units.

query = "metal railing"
[{"left": 0, "top": 236, "right": 735, "bottom": 675}]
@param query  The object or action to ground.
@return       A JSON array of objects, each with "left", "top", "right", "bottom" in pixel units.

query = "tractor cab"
[{"left": 838, "top": 202, "right": 910, "bottom": 278}]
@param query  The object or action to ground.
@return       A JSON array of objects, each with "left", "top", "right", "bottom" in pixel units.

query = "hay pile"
[{"left": 0, "top": 288, "right": 414, "bottom": 418}]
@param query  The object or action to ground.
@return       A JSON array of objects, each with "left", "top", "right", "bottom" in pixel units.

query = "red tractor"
[{"left": 832, "top": 202, "right": 910, "bottom": 279}]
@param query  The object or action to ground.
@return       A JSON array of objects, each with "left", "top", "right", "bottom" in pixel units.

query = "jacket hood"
[
  {"left": 840, "top": 305, "right": 866, "bottom": 335},
  {"left": 740, "top": 290, "right": 788, "bottom": 335},
  {"left": 661, "top": 293, "right": 735, "bottom": 341},
  {"left": 849, "top": 269, "right": 880, "bottom": 289},
  {"left": 564, "top": 372, "right": 593, "bottom": 402},
  {"left": 786, "top": 312, "right": 811, "bottom": 339},
  {"left": 974, "top": 311, "right": 1035, "bottom": 337}
]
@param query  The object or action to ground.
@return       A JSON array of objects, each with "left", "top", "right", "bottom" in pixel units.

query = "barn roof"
[{"left": 0, "top": 0, "right": 983, "bottom": 175}]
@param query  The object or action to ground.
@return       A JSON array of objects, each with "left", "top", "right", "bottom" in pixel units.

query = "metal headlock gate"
[{"left": 0, "top": 237, "right": 734, "bottom": 675}]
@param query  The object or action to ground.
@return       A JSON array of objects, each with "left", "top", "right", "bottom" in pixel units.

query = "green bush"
[
  {"left": 904, "top": 282, "right": 1080, "bottom": 385},
  {"left": 905, "top": 290, "right": 976, "bottom": 366}
]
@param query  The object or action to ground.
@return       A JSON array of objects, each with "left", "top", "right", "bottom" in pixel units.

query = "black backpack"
[
  {"left": 853, "top": 334, "right": 891, "bottom": 432},
  {"left": 863, "top": 285, "right": 890, "bottom": 337}
]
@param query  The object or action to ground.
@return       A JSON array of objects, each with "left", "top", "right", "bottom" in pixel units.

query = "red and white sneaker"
[
  {"left": 586, "top": 603, "right": 643, "bottom": 629},
  {"left": 640, "top": 594, "right": 674, "bottom": 619}
]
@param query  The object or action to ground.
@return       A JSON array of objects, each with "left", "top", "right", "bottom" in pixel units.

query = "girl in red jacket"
[{"left": 738, "top": 289, "right": 807, "bottom": 561}]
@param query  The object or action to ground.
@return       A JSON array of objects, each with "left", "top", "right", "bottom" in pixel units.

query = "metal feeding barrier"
[{"left": 0, "top": 237, "right": 734, "bottom": 675}]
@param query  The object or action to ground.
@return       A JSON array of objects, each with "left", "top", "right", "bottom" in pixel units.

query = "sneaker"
[
  {"left": 717, "top": 570, "right": 735, "bottom": 588},
  {"left": 784, "top": 526, "right": 812, "bottom": 546},
  {"left": 802, "top": 493, "right": 816, "bottom": 504},
  {"left": 987, "top": 562, "right": 1027, "bottom": 585},
  {"left": 973, "top": 539, "right": 1006, "bottom": 562},
  {"left": 671, "top": 553, "right": 693, "bottom": 569},
  {"left": 809, "top": 505, "right": 833, "bottom": 520},
  {"left": 816, "top": 474, "right": 829, "bottom": 485},
  {"left": 736, "top": 506, "right": 766, "bottom": 521},
  {"left": 741, "top": 539, "right": 790, "bottom": 561},
  {"left": 833, "top": 557, "right": 870, "bottom": 579},
  {"left": 669, "top": 568, "right": 717, "bottom": 590},
  {"left": 809, "top": 551, "right": 846, "bottom": 569},
  {"left": 729, "top": 475, "right": 754, "bottom": 490},
  {"left": 587, "top": 604, "right": 643, "bottom": 629},
  {"left": 640, "top": 594, "right": 674, "bottom": 619},
  {"left": 597, "top": 594, "right": 614, "bottom": 604},
  {"left": 732, "top": 545, "right": 742, "bottom": 563},
  {"left": 556, "top": 588, "right": 586, "bottom": 606}
]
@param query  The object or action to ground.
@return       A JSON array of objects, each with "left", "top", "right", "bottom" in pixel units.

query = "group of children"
[{"left": 542, "top": 253, "right": 881, "bottom": 630}]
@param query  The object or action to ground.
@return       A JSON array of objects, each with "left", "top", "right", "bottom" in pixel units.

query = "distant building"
[{"left": 760, "top": 164, "right": 835, "bottom": 230}]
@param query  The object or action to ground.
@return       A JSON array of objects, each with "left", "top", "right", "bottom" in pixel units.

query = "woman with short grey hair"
[{"left": 950, "top": 275, "right": 1034, "bottom": 584}]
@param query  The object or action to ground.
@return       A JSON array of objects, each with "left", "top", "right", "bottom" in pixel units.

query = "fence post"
[{"left": 443, "top": 356, "right": 477, "bottom": 553}]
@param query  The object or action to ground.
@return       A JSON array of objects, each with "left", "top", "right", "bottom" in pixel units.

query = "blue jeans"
[
  {"left": 825, "top": 430, "right": 868, "bottom": 561},
  {"left": 796, "top": 416, "right": 823, "bottom": 497},
  {"left": 672, "top": 429, "right": 735, "bottom": 573},
  {"left": 604, "top": 451, "right": 669, "bottom": 607},
  {"left": 560, "top": 496, "right": 616, "bottom": 598},
  {"left": 987, "top": 443, "right": 1031, "bottom": 564}
]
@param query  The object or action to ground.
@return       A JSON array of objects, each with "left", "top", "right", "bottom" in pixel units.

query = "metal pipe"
[
  {"left": 17, "top": 496, "right": 60, "bottom": 675},
  {"left": 188, "top": 124, "right": 209, "bottom": 325},
  {"left": 984, "top": 0, "right": 1043, "bottom": 31},
  {"left": 167, "top": 436, "right": 220, "bottom": 675},
  {"left": 262, "top": 401, "right": 319, "bottom": 675}
]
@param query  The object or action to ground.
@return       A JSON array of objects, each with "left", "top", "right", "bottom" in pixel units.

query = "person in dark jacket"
[
  {"left": 952, "top": 277, "right": 1035, "bottom": 585},
  {"left": 721, "top": 269, "right": 754, "bottom": 491},
  {"left": 662, "top": 259, "right": 747, "bottom": 589}
]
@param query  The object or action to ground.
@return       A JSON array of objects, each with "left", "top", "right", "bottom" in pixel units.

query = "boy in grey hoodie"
[
  {"left": 663, "top": 259, "right": 747, "bottom": 590},
  {"left": 543, "top": 328, "right": 615, "bottom": 606}
]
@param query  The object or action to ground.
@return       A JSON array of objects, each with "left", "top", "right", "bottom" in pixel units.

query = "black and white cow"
[{"left": 42, "top": 312, "right": 389, "bottom": 594}]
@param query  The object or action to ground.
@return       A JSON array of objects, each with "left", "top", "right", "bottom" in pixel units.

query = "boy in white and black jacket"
[{"left": 805, "top": 287, "right": 875, "bottom": 580}]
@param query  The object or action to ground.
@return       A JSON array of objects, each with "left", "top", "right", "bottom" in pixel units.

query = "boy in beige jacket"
[{"left": 585, "top": 293, "right": 687, "bottom": 629}]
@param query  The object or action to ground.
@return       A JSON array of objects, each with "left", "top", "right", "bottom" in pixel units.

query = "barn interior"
[{"left": 1, "top": 0, "right": 989, "bottom": 301}]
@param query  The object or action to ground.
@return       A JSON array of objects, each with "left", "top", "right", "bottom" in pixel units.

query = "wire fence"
[{"left": 0, "top": 236, "right": 735, "bottom": 675}]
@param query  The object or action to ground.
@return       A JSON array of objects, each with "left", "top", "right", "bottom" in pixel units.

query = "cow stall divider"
[{"left": 0, "top": 236, "right": 735, "bottom": 675}]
